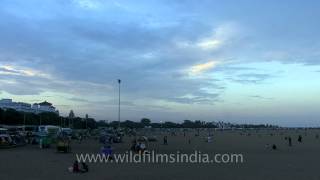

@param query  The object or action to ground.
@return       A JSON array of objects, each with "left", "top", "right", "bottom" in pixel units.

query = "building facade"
[{"left": 0, "top": 99, "right": 59, "bottom": 114}]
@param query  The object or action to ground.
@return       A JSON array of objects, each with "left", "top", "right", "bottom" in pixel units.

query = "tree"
[
  {"left": 97, "top": 120, "right": 108, "bottom": 127},
  {"left": 68, "top": 110, "right": 75, "bottom": 119},
  {"left": 0, "top": 108, "right": 3, "bottom": 124},
  {"left": 140, "top": 118, "right": 151, "bottom": 127},
  {"left": 182, "top": 120, "right": 194, "bottom": 128},
  {"left": 122, "top": 120, "right": 143, "bottom": 128}
]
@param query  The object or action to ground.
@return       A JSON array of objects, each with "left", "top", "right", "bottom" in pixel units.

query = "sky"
[{"left": 0, "top": 0, "right": 320, "bottom": 127}]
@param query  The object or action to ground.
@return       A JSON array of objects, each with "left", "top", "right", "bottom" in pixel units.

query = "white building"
[{"left": 0, "top": 99, "right": 59, "bottom": 115}]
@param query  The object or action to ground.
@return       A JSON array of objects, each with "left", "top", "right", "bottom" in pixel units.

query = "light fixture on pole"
[{"left": 118, "top": 79, "right": 121, "bottom": 129}]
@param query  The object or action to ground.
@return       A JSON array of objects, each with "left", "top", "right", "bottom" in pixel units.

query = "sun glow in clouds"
[
  {"left": 0, "top": 65, "right": 50, "bottom": 78},
  {"left": 189, "top": 61, "right": 219, "bottom": 75}
]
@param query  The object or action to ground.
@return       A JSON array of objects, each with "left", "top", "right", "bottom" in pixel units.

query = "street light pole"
[
  {"left": 23, "top": 113, "right": 26, "bottom": 131},
  {"left": 118, "top": 79, "right": 121, "bottom": 129},
  {"left": 24, "top": 113, "right": 26, "bottom": 124}
]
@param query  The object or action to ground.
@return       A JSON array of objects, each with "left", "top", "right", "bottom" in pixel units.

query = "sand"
[{"left": 1, "top": 129, "right": 320, "bottom": 180}]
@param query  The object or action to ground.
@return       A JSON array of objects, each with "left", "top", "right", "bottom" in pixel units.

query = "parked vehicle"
[
  {"left": 61, "top": 128, "right": 73, "bottom": 137},
  {"left": 38, "top": 125, "right": 61, "bottom": 137},
  {"left": 0, "top": 128, "right": 26, "bottom": 148}
]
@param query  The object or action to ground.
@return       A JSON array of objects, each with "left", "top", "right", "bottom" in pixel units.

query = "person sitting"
[
  {"left": 130, "top": 142, "right": 136, "bottom": 151},
  {"left": 135, "top": 142, "right": 141, "bottom": 152},
  {"left": 73, "top": 161, "right": 79, "bottom": 173},
  {"left": 80, "top": 162, "right": 89, "bottom": 173},
  {"left": 272, "top": 144, "right": 277, "bottom": 150},
  {"left": 101, "top": 145, "right": 113, "bottom": 159},
  {"left": 131, "top": 139, "right": 139, "bottom": 152},
  {"left": 139, "top": 142, "right": 146, "bottom": 152},
  {"left": 207, "top": 136, "right": 212, "bottom": 143}
]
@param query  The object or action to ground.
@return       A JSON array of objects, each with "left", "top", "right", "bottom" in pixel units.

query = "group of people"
[
  {"left": 69, "top": 161, "right": 89, "bottom": 173},
  {"left": 285, "top": 135, "right": 303, "bottom": 147},
  {"left": 266, "top": 134, "right": 306, "bottom": 150},
  {"left": 131, "top": 140, "right": 147, "bottom": 153}
]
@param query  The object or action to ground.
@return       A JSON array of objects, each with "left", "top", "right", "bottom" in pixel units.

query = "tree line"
[
  {"left": 98, "top": 118, "right": 276, "bottom": 129},
  {"left": 0, "top": 108, "right": 276, "bottom": 129},
  {"left": 0, "top": 108, "right": 97, "bottom": 129}
]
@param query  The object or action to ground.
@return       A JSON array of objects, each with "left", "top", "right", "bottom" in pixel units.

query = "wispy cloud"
[
  {"left": 228, "top": 73, "right": 273, "bottom": 84},
  {"left": 197, "top": 22, "right": 241, "bottom": 51},
  {"left": 0, "top": 65, "right": 50, "bottom": 78},
  {"left": 249, "top": 95, "right": 273, "bottom": 100},
  {"left": 73, "top": 0, "right": 102, "bottom": 10},
  {"left": 189, "top": 61, "right": 220, "bottom": 75}
]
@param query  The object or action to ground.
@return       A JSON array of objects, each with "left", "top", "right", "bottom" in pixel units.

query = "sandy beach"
[{"left": 1, "top": 129, "right": 320, "bottom": 180}]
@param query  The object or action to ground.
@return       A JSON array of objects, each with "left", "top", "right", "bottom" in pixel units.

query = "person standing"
[
  {"left": 163, "top": 136, "right": 168, "bottom": 145},
  {"left": 298, "top": 135, "right": 302, "bottom": 143},
  {"left": 288, "top": 137, "right": 292, "bottom": 146}
]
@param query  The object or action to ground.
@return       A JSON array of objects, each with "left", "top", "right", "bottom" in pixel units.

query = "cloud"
[
  {"left": 189, "top": 61, "right": 219, "bottom": 75},
  {"left": 249, "top": 95, "right": 273, "bottom": 100},
  {"left": 197, "top": 39, "right": 222, "bottom": 50},
  {"left": 68, "top": 97, "right": 90, "bottom": 102},
  {"left": 1, "top": 0, "right": 319, "bottom": 124},
  {"left": 168, "top": 92, "right": 220, "bottom": 105},
  {"left": 72, "top": 0, "right": 103, "bottom": 10},
  {"left": 0, "top": 65, "right": 50, "bottom": 78},
  {"left": 228, "top": 73, "right": 273, "bottom": 84},
  {"left": 196, "top": 22, "right": 240, "bottom": 51}
]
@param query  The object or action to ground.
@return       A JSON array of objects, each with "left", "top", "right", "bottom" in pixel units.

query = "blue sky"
[{"left": 0, "top": 0, "right": 320, "bottom": 126}]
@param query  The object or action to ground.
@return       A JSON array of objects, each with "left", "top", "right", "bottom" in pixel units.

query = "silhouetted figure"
[
  {"left": 188, "top": 138, "right": 191, "bottom": 144},
  {"left": 298, "top": 135, "right": 302, "bottom": 143},
  {"left": 272, "top": 144, "right": 277, "bottom": 150},
  {"left": 288, "top": 137, "right": 292, "bottom": 146},
  {"left": 80, "top": 162, "right": 89, "bottom": 173},
  {"left": 78, "top": 135, "right": 82, "bottom": 144},
  {"left": 73, "top": 161, "right": 79, "bottom": 173},
  {"left": 163, "top": 136, "right": 168, "bottom": 145},
  {"left": 316, "top": 134, "right": 319, "bottom": 139}
]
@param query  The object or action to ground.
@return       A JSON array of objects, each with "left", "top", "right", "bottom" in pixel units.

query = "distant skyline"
[{"left": 0, "top": 0, "right": 320, "bottom": 127}]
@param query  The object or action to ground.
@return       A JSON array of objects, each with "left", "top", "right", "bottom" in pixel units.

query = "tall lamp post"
[
  {"left": 23, "top": 113, "right": 26, "bottom": 131},
  {"left": 118, "top": 79, "right": 121, "bottom": 129}
]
